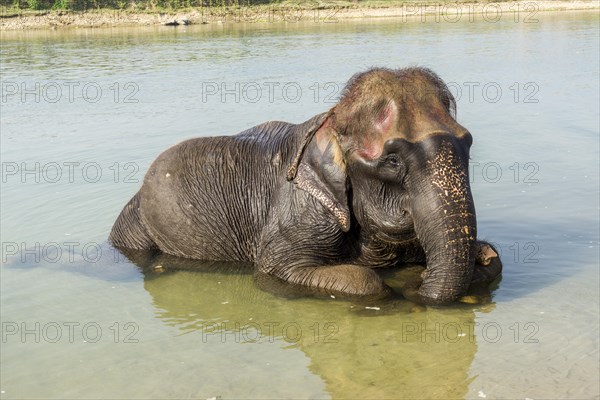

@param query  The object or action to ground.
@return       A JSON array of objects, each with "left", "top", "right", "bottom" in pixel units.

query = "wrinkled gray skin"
[{"left": 110, "top": 67, "right": 502, "bottom": 305}]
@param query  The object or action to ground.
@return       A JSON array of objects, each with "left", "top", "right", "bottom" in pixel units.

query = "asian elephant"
[{"left": 109, "top": 67, "right": 502, "bottom": 305}]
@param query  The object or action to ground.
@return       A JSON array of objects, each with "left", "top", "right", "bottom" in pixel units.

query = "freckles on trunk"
[{"left": 412, "top": 141, "right": 477, "bottom": 305}]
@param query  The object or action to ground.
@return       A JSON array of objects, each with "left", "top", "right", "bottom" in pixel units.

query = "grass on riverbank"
[{"left": 0, "top": 0, "right": 513, "bottom": 15}]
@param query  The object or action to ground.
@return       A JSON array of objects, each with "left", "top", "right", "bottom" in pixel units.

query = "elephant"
[{"left": 109, "top": 67, "right": 502, "bottom": 305}]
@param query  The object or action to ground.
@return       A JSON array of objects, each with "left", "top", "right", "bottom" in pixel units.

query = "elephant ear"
[{"left": 287, "top": 112, "right": 351, "bottom": 232}]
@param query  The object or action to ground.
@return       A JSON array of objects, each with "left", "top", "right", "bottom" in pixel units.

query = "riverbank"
[{"left": 0, "top": 0, "right": 598, "bottom": 30}]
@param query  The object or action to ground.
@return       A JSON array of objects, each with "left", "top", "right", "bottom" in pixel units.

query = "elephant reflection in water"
[{"left": 121, "top": 249, "right": 497, "bottom": 399}]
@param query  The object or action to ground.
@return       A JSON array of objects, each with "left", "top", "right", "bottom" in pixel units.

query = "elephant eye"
[
  {"left": 378, "top": 154, "right": 406, "bottom": 182},
  {"left": 384, "top": 154, "right": 401, "bottom": 168}
]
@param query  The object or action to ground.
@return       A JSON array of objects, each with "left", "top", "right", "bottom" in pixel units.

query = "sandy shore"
[{"left": 0, "top": 1, "right": 598, "bottom": 31}]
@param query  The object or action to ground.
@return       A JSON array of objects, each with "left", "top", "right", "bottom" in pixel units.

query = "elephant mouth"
[{"left": 374, "top": 231, "right": 418, "bottom": 246}]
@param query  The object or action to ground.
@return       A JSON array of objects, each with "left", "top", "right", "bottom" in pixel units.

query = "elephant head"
[{"left": 289, "top": 67, "right": 477, "bottom": 305}]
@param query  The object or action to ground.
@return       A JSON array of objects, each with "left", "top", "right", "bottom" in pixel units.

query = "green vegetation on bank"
[
  {"left": 2, "top": 0, "right": 265, "bottom": 12},
  {"left": 0, "top": 0, "right": 506, "bottom": 14}
]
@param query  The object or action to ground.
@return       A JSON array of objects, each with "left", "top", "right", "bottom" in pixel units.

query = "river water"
[{"left": 1, "top": 10, "right": 598, "bottom": 399}]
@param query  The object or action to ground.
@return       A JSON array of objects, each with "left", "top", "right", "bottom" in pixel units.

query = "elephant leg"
[
  {"left": 256, "top": 264, "right": 394, "bottom": 300},
  {"left": 109, "top": 192, "right": 157, "bottom": 250}
]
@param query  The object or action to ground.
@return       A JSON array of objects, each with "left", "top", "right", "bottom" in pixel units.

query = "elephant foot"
[
  {"left": 471, "top": 241, "right": 503, "bottom": 285},
  {"left": 476, "top": 242, "right": 498, "bottom": 266}
]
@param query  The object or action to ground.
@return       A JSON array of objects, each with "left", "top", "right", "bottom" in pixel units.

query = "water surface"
[{"left": 1, "top": 11, "right": 599, "bottom": 399}]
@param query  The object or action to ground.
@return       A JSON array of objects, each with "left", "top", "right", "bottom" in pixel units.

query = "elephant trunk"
[{"left": 410, "top": 141, "right": 477, "bottom": 305}]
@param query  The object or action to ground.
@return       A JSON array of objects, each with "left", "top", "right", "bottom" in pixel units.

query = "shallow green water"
[{"left": 1, "top": 11, "right": 599, "bottom": 399}]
